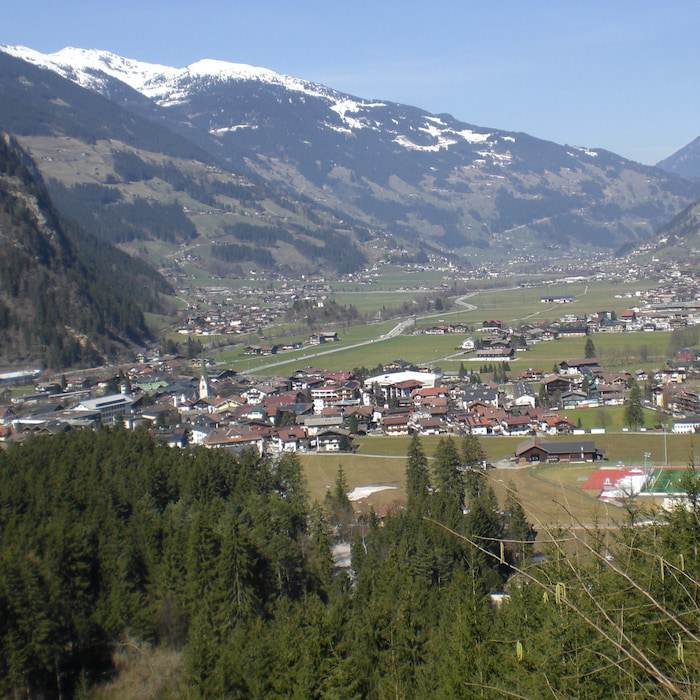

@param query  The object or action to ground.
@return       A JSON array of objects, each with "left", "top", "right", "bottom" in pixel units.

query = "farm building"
[{"left": 514, "top": 437, "right": 605, "bottom": 464}]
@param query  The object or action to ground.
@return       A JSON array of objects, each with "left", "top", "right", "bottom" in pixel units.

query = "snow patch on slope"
[{"left": 329, "top": 99, "right": 386, "bottom": 131}]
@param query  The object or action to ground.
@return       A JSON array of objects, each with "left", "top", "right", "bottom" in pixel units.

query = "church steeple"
[{"left": 198, "top": 353, "right": 210, "bottom": 399}]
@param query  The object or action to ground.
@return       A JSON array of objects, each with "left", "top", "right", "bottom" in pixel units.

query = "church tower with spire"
[{"left": 198, "top": 354, "right": 210, "bottom": 400}]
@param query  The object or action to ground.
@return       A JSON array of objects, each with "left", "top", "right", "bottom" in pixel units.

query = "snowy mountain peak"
[
  {"left": 0, "top": 44, "right": 338, "bottom": 106},
  {"left": 1, "top": 44, "right": 177, "bottom": 92},
  {"left": 1, "top": 44, "right": 505, "bottom": 153}
]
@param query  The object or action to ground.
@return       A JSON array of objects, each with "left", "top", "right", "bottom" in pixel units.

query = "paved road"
[{"left": 240, "top": 292, "right": 481, "bottom": 376}]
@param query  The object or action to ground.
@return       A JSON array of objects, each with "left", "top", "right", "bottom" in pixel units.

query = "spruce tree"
[
  {"left": 432, "top": 437, "right": 464, "bottom": 526},
  {"left": 624, "top": 379, "right": 644, "bottom": 430},
  {"left": 406, "top": 433, "right": 431, "bottom": 517}
]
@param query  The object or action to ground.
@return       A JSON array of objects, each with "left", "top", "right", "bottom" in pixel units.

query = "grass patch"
[{"left": 301, "top": 432, "right": 699, "bottom": 527}]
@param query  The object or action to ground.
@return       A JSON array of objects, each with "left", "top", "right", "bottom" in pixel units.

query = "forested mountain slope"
[{"left": 0, "top": 131, "right": 172, "bottom": 368}]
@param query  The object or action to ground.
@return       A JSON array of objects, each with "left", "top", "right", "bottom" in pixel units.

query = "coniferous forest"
[{"left": 1, "top": 428, "right": 700, "bottom": 698}]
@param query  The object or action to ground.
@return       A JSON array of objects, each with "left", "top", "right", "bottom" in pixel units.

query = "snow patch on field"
[{"left": 347, "top": 485, "right": 398, "bottom": 501}]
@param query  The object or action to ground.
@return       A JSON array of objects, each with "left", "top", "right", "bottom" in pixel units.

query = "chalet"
[
  {"left": 540, "top": 415, "right": 575, "bottom": 435},
  {"left": 381, "top": 359, "right": 414, "bottom": 373},
  {"left": 655, "top": 367, "right": 687, "bottom": 384},
  {"left": 230, "top": 405, "right": 264, "bottom": 424},
  {"left": 674, "top": 389, "right": 700, "bottom": 416},
  {"left": 559, "top": 358, "right": 601, "bottom": 375},
  {"left": 269, "top": 425, "right": 308, "bottom": 453},
  {"left": 502, "top": 415, "right": 533, "bottom": 436},
  {"left": 203, "top": 426, "right": 266, "bottom": 456},
  {"left": 593, "top": 371, "right": 630, "bottom": 387},
  {"left": 414, "top": 416, "right": 444, "bottom": 435},
  {"left": 514, "top": 437, "right": 605, "bottom": 464},
  {"left": 150, "top": 426, "right": 188, "bottom": 448},
  {"left": 290, "top": 367, "right": 325, "bottom": 389},
  {"left": 541, "top": 375, "right": 572, "bottom": 396},
  {"left": 552, "top": 324, "right": 588, "bottom": 338},
  {"left": 335, "top": 380, "right": 361, "bottom": 402},
  {"left": 412, "top": 387, "right": 450, "bottom": 412},
  {"left": 242, "top": 384, "right": 278, "bottom": 405},
  {"left": 383, "top": 414, "right": 411, "bottom": 435},
  {"left": 280, "top": 341, "right": 303, "bottom": 351},
  {"left": 311, "top": 385, "right": 340, "bottom": 414},
  {"left": 476, "top": 346, "right": 514, "bottom": 362},
  {"left": 309, "top": 331, "right": 339, "bottom": 345},
  {"left": 315, "top": 428, "right": 351, "bottom": 452},
  {"left": 518, "top": 368, "right": 544, "bottom": 382},
  {"left": 560, "top": 390, "right": 592, "bottom": 409},
  {"left": 301, "top": 415, "right": 344, "bottom": 435},
  {"left": 651, "top": 385, "right": 666, "bottom": 408},
  {"left": 453, "top": 412, "right": 490, "bottom": 435},
  {"left": 450, "top": 323, "right": 470, "bottom": 333},
  {"left": 594, "top": 384, "right": 626, "bottom": 406}
]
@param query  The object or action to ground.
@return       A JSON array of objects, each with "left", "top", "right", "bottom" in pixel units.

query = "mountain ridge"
[
  {"left": 2, "top": 43, "right": 700, "bottom": 276},
  {"left": 656, "top": 136, "right": 700, "bottom": 179}
]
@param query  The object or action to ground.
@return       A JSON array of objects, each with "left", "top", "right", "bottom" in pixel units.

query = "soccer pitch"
[{"left": 644, "top": 467, "right": 691, "bottom": 495}]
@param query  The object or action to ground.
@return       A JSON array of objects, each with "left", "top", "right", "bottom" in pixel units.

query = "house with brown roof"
[
  {"left": 501, "top": 415, "right": 533, "bottom": 436},
  {"left": 559, "top": 358, "right": 602, "bottom": 375},
  {"left": 383, "top": 414, "right": 411, "bottom": 435}
]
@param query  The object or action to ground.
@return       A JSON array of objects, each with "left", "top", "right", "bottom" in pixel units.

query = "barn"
[{"left": 514, "top": 437, "right": 605, "bottom": 464}]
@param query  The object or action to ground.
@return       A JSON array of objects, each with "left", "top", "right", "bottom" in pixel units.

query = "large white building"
[
  {"left": 71, "top": 394, "right": 134, "bottom": 424},
  {"left": 364, "top": 370, "right": 441, "bottom": 402}
]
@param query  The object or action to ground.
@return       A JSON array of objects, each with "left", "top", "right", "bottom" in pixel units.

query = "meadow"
[
  {"left": 224, "top": 278, "right": 677, "bottom": 375},
  {"left": 301, "top": 431, "right": 700, "bottom": 528}
]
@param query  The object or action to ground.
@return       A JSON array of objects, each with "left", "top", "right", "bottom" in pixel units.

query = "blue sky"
[{"left": 3, "top": 1, "right": 699, "bottom": 164}]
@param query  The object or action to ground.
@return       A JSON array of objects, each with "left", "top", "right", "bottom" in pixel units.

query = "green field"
[
  {"left": 559, "top": 405, "right": 666, "bottom": 432},
  {"left": 300, "top": 432, "right": 700, "bottom": 526},
  {"left": 218, "top": 277, "right": 688, "bottom": 375},
  {"left": 645, "top": 467, "right": 690, "bottom": 494}
]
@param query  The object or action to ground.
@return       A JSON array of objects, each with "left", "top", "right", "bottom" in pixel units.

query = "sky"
[{"left": 3, "top": 1, "right": 700, "bottom": 165}]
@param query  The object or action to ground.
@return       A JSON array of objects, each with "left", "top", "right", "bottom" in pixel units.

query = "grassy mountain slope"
[{"left": 0, "top": 51, "right": 372, "bottom": 279}]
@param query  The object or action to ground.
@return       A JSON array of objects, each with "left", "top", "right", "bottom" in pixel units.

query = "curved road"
[{"left": 240, "top": 292, "right": 480, "bottom": 375}]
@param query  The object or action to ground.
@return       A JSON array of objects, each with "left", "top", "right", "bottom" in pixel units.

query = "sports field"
[{"left": 644, "top": 467, "right": 691, "bottom": 495}]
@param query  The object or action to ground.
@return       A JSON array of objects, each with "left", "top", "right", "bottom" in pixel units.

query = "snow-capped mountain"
[
  {"left": 1, "top": 43, "right": 699, "bottom": 272},
  {"left": 2, "top": 44, "right": 503, "bottom": 157},
  {"left": 1, "top": 44, "right": 338, "bottom": 105}
]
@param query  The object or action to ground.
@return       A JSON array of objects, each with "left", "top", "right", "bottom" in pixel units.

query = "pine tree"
[
  {"left": 624, "top": 379, "right": 644, "bottom": 430},
  {"left": 324, "top": 465, "right": 354, "bottom": 540},
  {"left": 406, "top": 433, "right": 431, "bottom": 518},
  {"left": 504, "top": 483, "right": 533, "bottom": 566},
  {"left": 462, "top": 431, "right": 487, "bottom": 470},
  {"left": 432, "top": 437, "right": 464, "bottom": 526}
]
